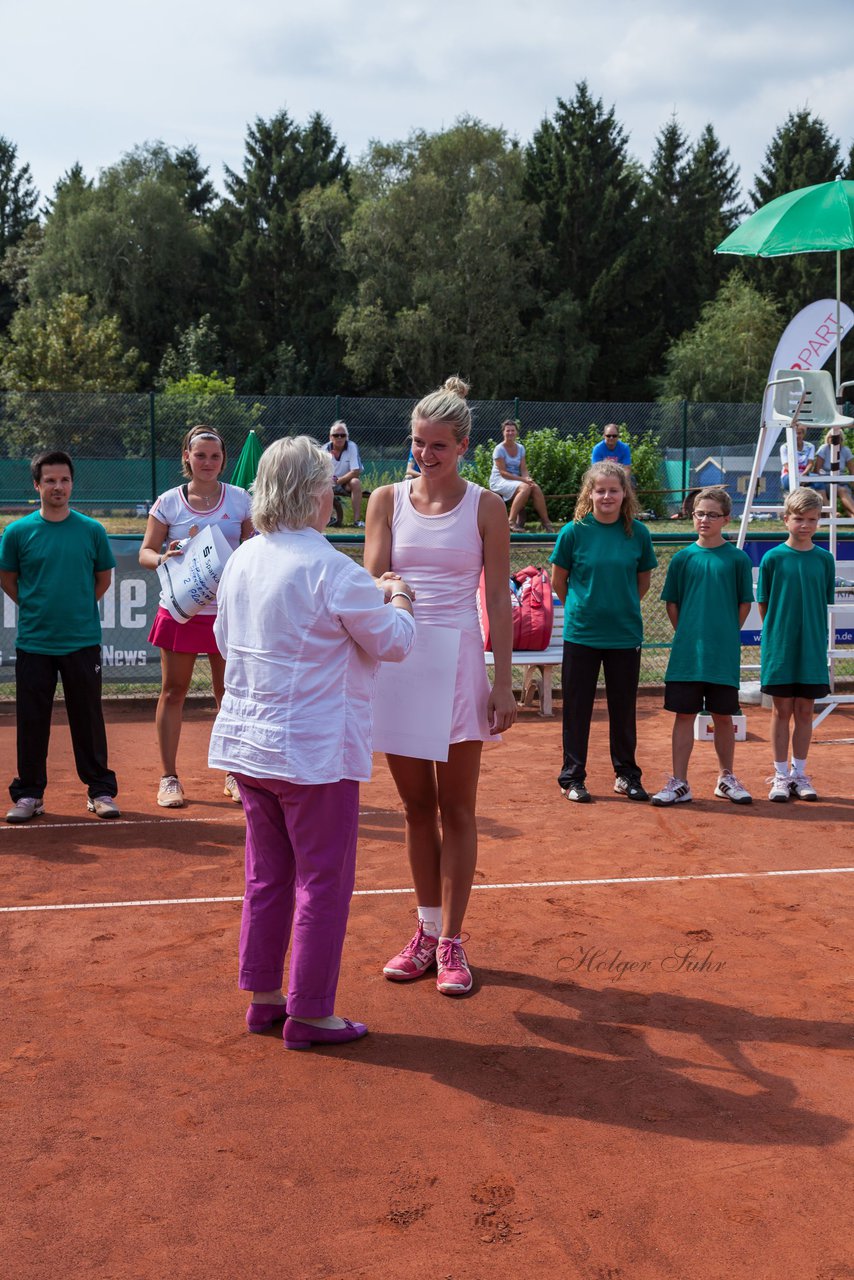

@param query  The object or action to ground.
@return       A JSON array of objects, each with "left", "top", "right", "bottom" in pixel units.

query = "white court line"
[{"left": 1, "top": 865, "right": 853, "bottom": 914}]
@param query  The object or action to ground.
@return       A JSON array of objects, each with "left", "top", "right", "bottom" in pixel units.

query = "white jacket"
[{"left": 209, "top": 527, "right": 415, "bottom": 783}]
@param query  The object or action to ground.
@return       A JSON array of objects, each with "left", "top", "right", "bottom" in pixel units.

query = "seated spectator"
[
  {"left": 489, "top": 420, "right": 555, "bottom": 532},
  {"left": 592, "top": 424, "right": 632, "bottom": 473},
  {"left": 405, "top": 449, "right": 420, "bottom": 479},
  {"left": 323, "top": 422, "right": 364, "bottom": 526},
  {"left": 779, "top": 421, "right": 815, "bottom": 483},
  {"left": 812, "top": 428, "right": 854, "bottom": 517}
]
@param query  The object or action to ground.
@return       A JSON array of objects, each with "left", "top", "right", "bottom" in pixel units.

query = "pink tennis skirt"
[{"left": 148, "top": 607, "right": 220, "bottom": 656}]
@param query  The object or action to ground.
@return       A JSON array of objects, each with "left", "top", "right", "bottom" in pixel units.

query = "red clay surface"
[{"left": 1, "top": 696, "right": 853, "bottom": 1280}]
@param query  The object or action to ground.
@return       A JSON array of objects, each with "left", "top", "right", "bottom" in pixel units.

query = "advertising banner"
[
  {"left": 1, "top": 535, "right": 163, "bottom": 684},
  {"left": 758, "top": 299, "right": 854, "bottom": 471}
]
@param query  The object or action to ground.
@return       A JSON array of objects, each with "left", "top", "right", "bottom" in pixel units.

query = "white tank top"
[{"left": 390, "top": 480, "right": 484, "bottom": 636}]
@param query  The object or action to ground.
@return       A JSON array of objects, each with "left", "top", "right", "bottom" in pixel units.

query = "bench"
[{"left": 484, "top": 603, "right": 564, "bottom": 716}]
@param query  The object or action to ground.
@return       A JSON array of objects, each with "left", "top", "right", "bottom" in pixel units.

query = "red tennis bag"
[{"left": 479, "top": 565, "right": 554, "bottom": 652}]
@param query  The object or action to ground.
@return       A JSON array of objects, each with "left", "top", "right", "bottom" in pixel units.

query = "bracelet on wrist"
[{"left": 390, "top": 590, "right": 413, "bottom": 604}]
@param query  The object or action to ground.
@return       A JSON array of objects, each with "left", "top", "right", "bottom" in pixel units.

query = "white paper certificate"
[{"left": 372, "top": 625, "right": 460, "bottom": 762}]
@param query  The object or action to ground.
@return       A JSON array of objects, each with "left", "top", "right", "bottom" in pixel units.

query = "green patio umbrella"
[
  {"left": 716, "top": 177, "right": 854, "bottom": 388},
  {"left": 229, "top": 429, "right": 263, "bottom": 491}
]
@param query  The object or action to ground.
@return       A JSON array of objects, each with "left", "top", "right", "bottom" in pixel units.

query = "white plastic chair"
[{"left": 772, "top": 368, "right": 853, "bottom": 432}]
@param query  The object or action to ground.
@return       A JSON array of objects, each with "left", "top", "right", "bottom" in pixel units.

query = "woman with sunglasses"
[{"left": 140, "top": 425, "right": 254, "bottom": 808}]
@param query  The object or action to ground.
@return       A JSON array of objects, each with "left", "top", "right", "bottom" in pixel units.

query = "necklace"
[{"left": 189, "top": 482, "right": 220, "bottom": 509}]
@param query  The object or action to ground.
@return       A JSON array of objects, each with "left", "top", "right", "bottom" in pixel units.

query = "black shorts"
[
  {"left": 664, "top": 681, "right": 741, "bottom": 715},
  {"left": 332, "top": 482, "right": 350, "bottom": 496},
  {"left": 761, "top": 682, "right": 831, "bottom": 699}
]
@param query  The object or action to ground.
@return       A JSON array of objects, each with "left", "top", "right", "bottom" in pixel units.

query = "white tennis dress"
[{"left": 390, "top": 480, "right": 493, "bottom": 744}]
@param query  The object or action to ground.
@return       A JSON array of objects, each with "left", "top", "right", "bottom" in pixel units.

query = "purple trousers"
[{"left": 234, "top": 773, "right": 359, "bottom": 1018}]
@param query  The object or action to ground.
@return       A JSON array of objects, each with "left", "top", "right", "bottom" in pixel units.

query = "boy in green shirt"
[
  {"left": 757, "top": 487, "right": 835, "bottom": 802},
  {"left": 652, "top": 487, "right": 754, "bottom": 807}
]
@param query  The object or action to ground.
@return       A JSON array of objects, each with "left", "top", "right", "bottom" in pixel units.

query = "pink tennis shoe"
[{"left": 383, "top": 922, "right": 439, "bottom": 981}]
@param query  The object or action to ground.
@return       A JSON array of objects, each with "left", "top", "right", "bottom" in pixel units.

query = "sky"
[{"left": 3, "top": 0, "right": 852, "bottom": 206}]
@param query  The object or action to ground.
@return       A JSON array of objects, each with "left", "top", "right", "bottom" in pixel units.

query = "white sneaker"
[
  {"left": 767, "top": 773, "right": 791, "bottom": 803},
  {"left": 6, "top": 797, "right": 45, "bottom": 823},
  {"left": 714, "top": 772, "right": 752, "bottom": 805},
  {"left": 157, "top": 775, "right": 185, "bottom": 808},
  {"left": 87, "top": 795, "right": 121, "bottom": 819},
  {"left": 789, "top": 771, "right": 818, "bottom": 801},
  {"left": 651, "top": 777, "right": 692, "bottom": 806}
]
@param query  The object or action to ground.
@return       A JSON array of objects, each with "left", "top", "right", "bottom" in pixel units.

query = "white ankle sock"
[
  {"left": 417, "top": 906, "right": 442, "bottom": 938},
  {"left": 791, "top": 757, "right": 807, "bottom": 774},
  {"left": 774, "top": 760, "right": 788, "bottom": 776}
]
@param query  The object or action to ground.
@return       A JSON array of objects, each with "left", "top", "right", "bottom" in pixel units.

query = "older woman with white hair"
[
  {"left": 324, "top": 420, "right": 365, "bottom": 526},
  {"left": 209, "top": 436, "right": 416, "bottom": 1050}
]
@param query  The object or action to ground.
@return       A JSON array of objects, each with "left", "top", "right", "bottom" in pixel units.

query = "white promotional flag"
[
  {"left": 758, "top": 299, "right": 854, "bottom": 470},
  {"left": 157, "top": 524, "right": 233, "bottom": 623}
]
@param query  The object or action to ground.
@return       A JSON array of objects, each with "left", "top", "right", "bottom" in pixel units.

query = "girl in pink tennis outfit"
[
  {"left": 364, "top": 376, "right": 517, "bottom": 995},
  {"left": 139, "top": 425, "right": 254, "bottom": 809}
]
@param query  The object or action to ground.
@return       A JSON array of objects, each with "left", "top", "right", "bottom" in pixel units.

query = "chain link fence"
[
  {"left": 3, "top": 392, "right": 851, "bottom": 699},
  {"left": 0, "top": 391, "right": 785, "bottom": 512}
]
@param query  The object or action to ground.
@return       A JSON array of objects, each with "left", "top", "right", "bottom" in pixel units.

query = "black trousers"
[
  {"left": 558, "top": 641, "right": 642, "bottom": 788},
  {"left": 11, "top": 646, "right": 118, "bottom": 802}
]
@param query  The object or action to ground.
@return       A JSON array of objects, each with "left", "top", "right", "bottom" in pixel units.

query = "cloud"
[{"left": 2, "top": 0, "right": 851, "bottom": 202}]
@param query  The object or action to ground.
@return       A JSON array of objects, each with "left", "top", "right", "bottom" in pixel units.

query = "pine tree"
[
  {"left": 684, "top": 125, "right": 745, "bottom": 308},
  {"left": 218, "top": 110, "right": 350, "bottom": 393},
  {"left": 523, "top": 83, "right": 653, "bottom": 398},
  {"left": 643, "top": 116, "right": 694, "bottom": 355},
  {"left": 748, "top": 109, "right": 843, "bottom": 316},
  {"left": 0, "top": 136, "right": 39, "bottom": 331}
]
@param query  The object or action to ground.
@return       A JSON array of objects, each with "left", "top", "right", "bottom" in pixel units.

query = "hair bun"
[{"left": 443, "top": 375, "right": 470, "bottom": 400}]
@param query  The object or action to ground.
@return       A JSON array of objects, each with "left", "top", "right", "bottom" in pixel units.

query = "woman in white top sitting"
[
  {"left": 813, "top": 428, "right": 854, "bottom": 517},
  {"left": 489, "top": 420, "right": 554, "bottom": 532},
  {"left": 209, "top": 436, "right": 416, "bottom": 1050},
  {"left": 324, "top": 421, "right": 365, "bottom": 526}
]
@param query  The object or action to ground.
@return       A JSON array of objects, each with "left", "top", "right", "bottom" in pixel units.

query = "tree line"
[{"left": 1, "top": 83, "right": 852, "bottom": 405}]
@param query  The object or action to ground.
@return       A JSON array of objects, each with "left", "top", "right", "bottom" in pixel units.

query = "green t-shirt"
[
  {"left": 549, "top": 515, "right": 657, "bottom": 648},
  {"left": 0, "top": 510, "right": 115, "bottom": 654},
  {"left": 756, "top": 543, "right": 835, "bottom": 686},
  {"left": 661, "top": 540, "right": 754, "bottom": 687}
]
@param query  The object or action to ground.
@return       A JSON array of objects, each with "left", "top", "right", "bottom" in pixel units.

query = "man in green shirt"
[
  {"left": 652, "top": 487, "right": 754, "bottom": 807},
  {"left": 0, "top": 450, "right": 120, "bottom": 821}
]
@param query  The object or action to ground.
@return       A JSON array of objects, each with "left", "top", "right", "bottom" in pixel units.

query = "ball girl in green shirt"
[{"left": 549, "top": 461, "right": 657, "bottom": 803}]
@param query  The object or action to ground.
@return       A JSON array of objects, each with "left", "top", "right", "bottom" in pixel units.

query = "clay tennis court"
[{"left": 2, "top": 696, "right": 853, "bottom": 1279}]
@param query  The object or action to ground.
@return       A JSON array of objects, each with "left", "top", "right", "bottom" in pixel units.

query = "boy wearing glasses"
[
  {"left": 652, "top": 487, "right": 754, "bottom": 807},
  {"left": 758, "top": 487, "right": 834, "bottom": 802},
  {"left": 591, "top": 424, "right": 632, "bottom": 473}
]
